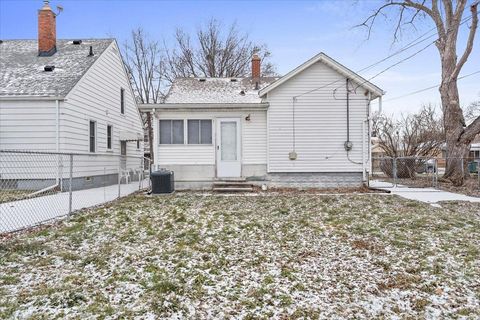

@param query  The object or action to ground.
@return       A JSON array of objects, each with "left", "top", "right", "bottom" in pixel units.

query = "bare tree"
[
  {"left": 373, "top": 105, "right": 444, "bottom": 157},
  {"left": 373, "top": 105, "right": 444, "bottom": 178},
  {"left": 359, "top": 0, "right": 479, "bottom": 186},
  {"left": 123, "top": 28, "right": 166, "bottom": 163},
  {"left": 464, "top": 96, "right": 480, "bottom": 123},
  {"left": 165, "top": 19, "right": 276, "bottom": 82}
]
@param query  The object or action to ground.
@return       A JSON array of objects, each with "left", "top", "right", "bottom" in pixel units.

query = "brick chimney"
[
  {"left": 252, "top": 54, "right": 261, "bottom": 79},
  {"left": 38, "top": 0, "right": 56, "bottom": 56}
]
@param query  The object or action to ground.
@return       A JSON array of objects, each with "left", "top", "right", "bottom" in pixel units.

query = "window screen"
[
  {"left": 89, "top": 121, "right": 96, "bottom": 152},
  {"left": 159, "top": 120, "right": 184, "bottom": 144},
  {"left": 120, "top": 88, "right": 125, "bottom": 114},
  {"left": 107, "top": 125, "right": 112, "bottom": 149},
  {"left": 188, "top": 120, "right": 212, "bottom": 144}
]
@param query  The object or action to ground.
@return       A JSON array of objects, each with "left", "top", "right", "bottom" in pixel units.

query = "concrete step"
[
  {"left": 212, "top": 181, "right": 252, "bottom": 187},
  {"left": 212, "top": 187, "right": 254, "bottom": 193}
]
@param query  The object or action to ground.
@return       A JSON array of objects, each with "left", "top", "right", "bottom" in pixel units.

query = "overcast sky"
[{"left": 1, "top": 0, "right": 478, "bottom": 116}]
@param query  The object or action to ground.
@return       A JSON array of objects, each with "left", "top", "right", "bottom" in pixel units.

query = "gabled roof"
[
  {"left": 164, "top": 77, "right": 279, "bottom": 104},
  {"left": 0, "top": 39, "right": 113, "bottom": 97},
  {"left": 259, "top": 52, "right": 385, "bottom": 98}
]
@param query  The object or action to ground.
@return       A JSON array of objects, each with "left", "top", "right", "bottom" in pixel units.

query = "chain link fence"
[
  {"left": 371, "top": 156, "right": 480, "bottom": 190},
  {"left": 0, "top": 150, "right": 151, "bottom": 233}
]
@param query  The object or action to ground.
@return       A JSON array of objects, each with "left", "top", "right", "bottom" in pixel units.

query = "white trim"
[
  {"left": 139, "top": 103, "right": 269, "bottom": 111},
  {"left": 259, "top": 52, "right": 385, "bottom": 98}
]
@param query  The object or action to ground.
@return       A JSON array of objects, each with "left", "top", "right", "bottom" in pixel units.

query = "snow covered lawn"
[{"left": 1, "top": 193, "right": 479, "bottom": 319}]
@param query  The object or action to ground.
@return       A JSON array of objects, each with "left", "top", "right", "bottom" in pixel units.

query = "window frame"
[
  {"left": 89, "top": 120, "right": 96, "bottom": 153},
  {"left": 120, "top": 88, "right": 125, "bottom": 114},
  {"left": 159, "top": 119, "right": 185, "bottom": 145},
  {"left": 106, "top": 124, "right": 113, "bottom": 150},
  {"left": 187, "top": 119, "right": 213, "bottom": 145}
]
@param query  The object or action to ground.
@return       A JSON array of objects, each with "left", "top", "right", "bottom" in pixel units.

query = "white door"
[{"left": 217, "top": 118, "right": 241, "bottom": 178}]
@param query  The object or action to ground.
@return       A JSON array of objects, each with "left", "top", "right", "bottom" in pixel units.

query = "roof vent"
[
  {"left": 72, "top": 40, "right": 82, "bottom": 45},
  {"left": 230, "top": 78, "right": 237, "bottom": 82},
  {"left": 44, "top": 65, "right": 55, "bottom": 72},
  {"left": 240, "top": 90, "right": 246, "bottom": 96},
  {"left": 0, "top": 40, "right": 3, "bottom": 44},
  {"left": 198, "top": 78, "right": 206, "bottom": 82},
  {"left": 88, "top": 46, "right": 94, "bottom": 56}
]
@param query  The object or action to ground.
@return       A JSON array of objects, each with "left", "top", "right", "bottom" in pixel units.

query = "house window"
[
  {"left": 120, "top": 88, "right": 125, "bottom": 114},
  {"left": 89, "top": 121, "right": 96, "bottom": 152},
  {"left": 137, "top": 139, "right": 140, "bottom": 149},
  {"left": 159, "top": 120, "right": 184, "bottom": 144},
  {"left": 188, "top": 120, "right": 212, "bottom": 144},
  {"left": 107, "top": 125, "right": 112, "bottom": 150},
  {"left": 121, "top": 141, "right": 127, "bottom": 156}
]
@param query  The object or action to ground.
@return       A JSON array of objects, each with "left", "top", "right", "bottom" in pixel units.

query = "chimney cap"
[
  {"left": 252, "top": 54, "right": 261, "bottom": 60},
  {"left": 40, "top": 0, "right": 52, "bottom": 10}
]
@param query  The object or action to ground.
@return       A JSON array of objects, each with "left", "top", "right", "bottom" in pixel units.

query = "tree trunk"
[{"left": 439, "top": 57, "right": 469, "bottom": 186}]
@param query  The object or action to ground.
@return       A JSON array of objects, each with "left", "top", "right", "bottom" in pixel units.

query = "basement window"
[
  {"left": 159, "top": 120, "right": 184, "bottom": 144},
  {"left": 188, "top": 120, "right": 212, "bottom": 144}
]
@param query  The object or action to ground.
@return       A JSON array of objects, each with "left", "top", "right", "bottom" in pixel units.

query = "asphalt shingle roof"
[
  {"left": 164, "top": 77, "right": 279, "bottom": 104},
  {"left": 0, "top": 39, "right": 113, "bottom": 97}
]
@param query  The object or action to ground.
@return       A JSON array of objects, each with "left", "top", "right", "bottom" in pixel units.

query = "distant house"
[
  {"left": 0, "top": 1, "right": 143, "bottom": 190},
  {"left": 139, "top": 53, "right": 384, "bottom": 189}
]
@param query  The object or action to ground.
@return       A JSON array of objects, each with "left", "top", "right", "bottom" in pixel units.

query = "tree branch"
[{"left": 452, "top": 2, "right": 478, "bottom": 78}]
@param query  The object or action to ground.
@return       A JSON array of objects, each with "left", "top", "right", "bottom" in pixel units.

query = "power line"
[
  {"left": 294, "top": 14, "right": 473, "bottom": 99},
  {"left": 383, "top": 70, "right": 480, "bottom": 102}
]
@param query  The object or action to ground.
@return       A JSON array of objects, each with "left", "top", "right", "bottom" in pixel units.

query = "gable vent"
[
  {"left": 198, "top": 78, "right": 206, "bottom": 82},
  {"left": 44, "top": 65, "right": 55, "bottom": 72},
  {"left": 72, "top": 40, "right": 82, "bottom": 45}
]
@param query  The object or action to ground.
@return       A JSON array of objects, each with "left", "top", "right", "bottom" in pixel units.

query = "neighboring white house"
[
  {"left": 139, "top": 53, "right": 384, "bottom": 189},
  {"left": 0, "top": 1, "right": 143, "bottom": 190}
]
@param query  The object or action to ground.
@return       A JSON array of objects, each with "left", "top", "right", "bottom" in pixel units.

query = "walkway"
[
  {"left": 0, "top": 179, "right": 149, "bottom": 233},
  {"left": 370, "top": 180, "right": 480, "bottom": 204}
]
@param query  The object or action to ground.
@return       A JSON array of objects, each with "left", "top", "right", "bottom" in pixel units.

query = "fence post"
[
  {"left": 118, "top": 158, "right": 121, "bottom": 199},
  {"left": 393, "top": 157, "right": 397, "bottom": 187},
  {"left": 68, "top": 154, "right": 73, "bottom": 214}
]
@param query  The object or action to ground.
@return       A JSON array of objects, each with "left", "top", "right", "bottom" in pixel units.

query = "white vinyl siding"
[
  {"left": 266, "top": 61, "right": 369, "bottom": 173},
  {"left": 61, "top": 42, "right": 143, "bottom": 158},
  {"left": 0, "top": 100, "right": 57, "bottom": 150},
  {"left": 154, "top": 110, "right": 267, "bottom": 166}
]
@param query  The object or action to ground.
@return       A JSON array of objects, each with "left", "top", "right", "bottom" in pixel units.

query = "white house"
[
  {"left": 139, "top": 53, "right": 384, "bottom": 189},
  {"left": 0, "top": 1, "right": 143, "bottom": 190}
]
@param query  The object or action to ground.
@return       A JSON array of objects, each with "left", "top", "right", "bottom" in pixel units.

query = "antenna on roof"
[{"left": 56, "top": 5, "right": 63, "bottom": 16}]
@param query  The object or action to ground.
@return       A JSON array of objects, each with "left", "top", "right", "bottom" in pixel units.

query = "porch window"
[
  {"left": 188, "top": 120, "right": 212, "bottom": 144},
  {"left": 159, "top": 120, "right": 184, "bottom": 144}
]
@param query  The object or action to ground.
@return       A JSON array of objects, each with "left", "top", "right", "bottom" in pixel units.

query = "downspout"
[{"left": 56, "top": 99, "right": 60, "bottom": 187}]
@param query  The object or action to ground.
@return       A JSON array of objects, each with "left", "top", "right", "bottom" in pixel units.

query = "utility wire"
[
  {"left": 383, "top": 70, "right": 480, "bottom": 102},
  {"left": 293, "top": 14, "right": 473, "bottom": 99}
]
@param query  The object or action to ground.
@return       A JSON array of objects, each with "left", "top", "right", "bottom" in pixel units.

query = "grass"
[
  {"left": 0, "top": 192, "right": 479, "bottom": 319},
  {"left": 0, "top": 189, "right": 33, "bottom": 204}
]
